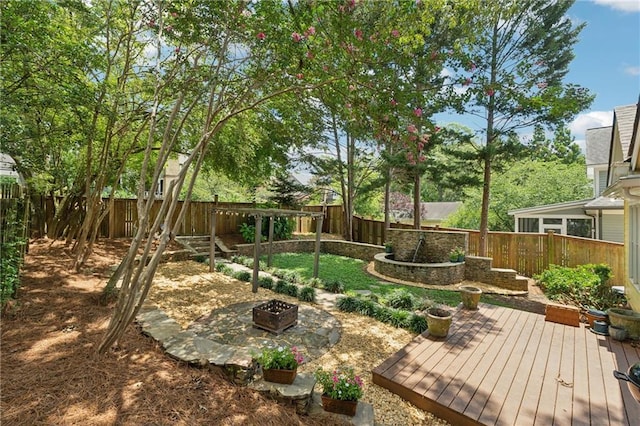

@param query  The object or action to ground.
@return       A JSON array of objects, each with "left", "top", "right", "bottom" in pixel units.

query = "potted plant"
[
  {"left": 255, "top": 345, "right": 304, "bottom": 384},
  {"left": 314, "top": 366, "right": 363, "bottom": 416},
  {"left": 426, "top": 307, "right": 453, "bottom": 338},
  {"left": 384, "top": 242, "right": 393, "bottom": 254},
  {"left": 449, "top": 248, "right": 458, "bottom": 262}
]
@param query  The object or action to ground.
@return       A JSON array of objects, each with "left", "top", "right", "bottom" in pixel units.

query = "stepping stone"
[{"left": 249, "top": 372, "right": 316, "bottom": 415}]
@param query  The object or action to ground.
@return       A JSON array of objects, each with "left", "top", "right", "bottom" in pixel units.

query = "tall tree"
[{"left": 459, "top": 0, "right": 593, "bottom": 255}]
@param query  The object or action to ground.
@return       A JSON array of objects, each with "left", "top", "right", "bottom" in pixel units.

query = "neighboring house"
[
  {"left": 508, "top": 123, "right": 624, "bottom": 242},
  {"left": 153, "top": 155, "right": 185, "bottom": 198},
  {"left": 602, "top": 100, "right": 640, "bottom": 312},
  {"left": 0, "top": 153, "right": 25, "bottom": 186}
]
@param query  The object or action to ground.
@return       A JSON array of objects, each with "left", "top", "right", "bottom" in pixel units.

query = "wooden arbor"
[{"left": 210, "top": 207, "right": 325, "bottom": 292}]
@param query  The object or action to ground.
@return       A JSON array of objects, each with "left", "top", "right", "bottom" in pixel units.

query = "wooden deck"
[{"left": 372, "top": 304, "right": 640, "bottom": 426}]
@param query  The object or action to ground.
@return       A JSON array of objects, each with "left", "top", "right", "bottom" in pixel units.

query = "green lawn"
[{"left": 262, "top": 252, "right": 461, "bottom": 307}]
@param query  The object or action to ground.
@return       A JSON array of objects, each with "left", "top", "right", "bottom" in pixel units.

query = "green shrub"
[
  {"left": 219, "top": 265, "right": 234, "bottom": 275},
  {"left": 215, "top": 263, "right": 227, "bottom": 272},
  {"left": 239, "top": 223, "right": 257, "bottom": 243},
  {"left": 385, "top": 289, "right": 416, "bottom": 310},
  {"left": 306, "top": 277, "right": 324, "bottom": 288},
  {"left": 336, "top": 296, "right": 361, "bottom": 312},
  {"left": 298, "top": 286, "right": 316, "bottom": 302},
  {"left": 281, "top": 270, "right": 302, "bottom": 284},
  {"left": 258, "top": 276, "right": 274, "bottom": 289},
  {"left": 357, "top": 299, "right": 378, "bottom": 316},
  {"left": 374, "top": 305, "right": 394, "bottom": 323},
  {"left": 285, "top": 283, "right": 299, "bottom": 297},
  {"left": 323, "top": 279, "right": 345, "bottom": 294},
  {"left": 388, "top": 309, "right": 411, "bottom": 328},
  {"left": 535, "top": 263, "right": 622, "bottom": 310},
  {"left": 233, "top": 270, "right": 251, "bottom": 282},
  {"left": 274, "top": 279, "right": 288, "bottom": 294},
  {"left": 408, "top": 313, "right": 428, "bottom": 334}
]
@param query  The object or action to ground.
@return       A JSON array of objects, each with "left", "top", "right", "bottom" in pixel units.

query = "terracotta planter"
[
  {"left": 426, "top": 308, "right": 452, "bottom": 338},
  {"left": 460, "top": 286, "right": 482, "bottom": 310},
  {"left": 584, "top": 309, "right": 607, "bottom": 328},
  {"left": 320, "top": 394, "right": 358, "bottom": 416},
  {"left": 263, "top": 367, "right": 297, "bottom": 384}
]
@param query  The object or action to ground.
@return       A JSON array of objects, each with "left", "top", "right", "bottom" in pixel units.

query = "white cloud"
[
  {"left": 591, "top": 0, "right": 640, "bottom": 12},
  {"left": 569, "top": 111, "right": 614, "bottom": 135},
  {"left": 624, "top": 65, "right": 640, "bottom": 76}
]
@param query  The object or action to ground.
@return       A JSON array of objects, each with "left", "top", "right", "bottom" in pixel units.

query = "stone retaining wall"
[
  {"left": 386, "top": 229, "right": 468, "bottom": 263},
  {"left": 373, "top": 253, "right": 465, "bottom": 285},
  {"left": 234, "top": 240, "right": 381, "bottom": 261},
  {"left": 464, "top": 256, "right": 528, "bottom": 291}
]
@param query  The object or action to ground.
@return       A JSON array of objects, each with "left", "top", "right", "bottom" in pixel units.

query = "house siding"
[
  {"left": 627, "top": 203, "right": 640, "bottom": 312},
  {"left": 601, "top": 211, "right": 624, "bottom": 243}
]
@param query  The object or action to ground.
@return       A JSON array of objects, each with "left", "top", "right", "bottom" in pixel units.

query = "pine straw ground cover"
[{"left": 1, "top": 239, "right": 449, "bottom": 425}]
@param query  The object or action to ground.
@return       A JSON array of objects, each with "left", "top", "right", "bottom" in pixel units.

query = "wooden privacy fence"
[
  {"left": 33, "top": 197, "right": 625, "bottom": 284},
  {"left": 349, "top": 215, "right": 625, "bottom": 286}
]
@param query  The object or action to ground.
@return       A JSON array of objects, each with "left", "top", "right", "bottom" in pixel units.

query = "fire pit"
[{"left": 252, "top": 299, "right": 298, "bottom": 334}]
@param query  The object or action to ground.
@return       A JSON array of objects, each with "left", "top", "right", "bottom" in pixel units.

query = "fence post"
[{"left": 547, "top": 230, "right": 555, "bottom": 269}]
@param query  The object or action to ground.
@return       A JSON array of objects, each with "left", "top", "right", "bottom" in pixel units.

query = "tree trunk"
[{"left": 413, "top": 172, "right": 421, "bottom": 229}]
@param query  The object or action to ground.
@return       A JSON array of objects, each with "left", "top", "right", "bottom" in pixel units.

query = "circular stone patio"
[{"left": 185, "top": 300, "right": 341, "bottom": 363}]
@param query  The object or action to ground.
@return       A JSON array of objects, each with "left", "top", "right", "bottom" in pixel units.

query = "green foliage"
[
  {"left": 255, "top": 346, "right": 304, "bottom": 370},
  {"left": 298, "top": 286, "right": 316, "bottom": 303},
  {"left": 535, "top": 264, "right": 622, "bottom": 310},
  {"left": 408, "top": 313, "right": 428, "bottom": 334},
  {"left": 336, "top": 296, "right": 361, "bottom": 312},
  {"left": 215, "top": 263, "right": 227, "bottom": 272},
  {"left": 388, "top": 309, "right": 411, "bottom": 328},
  {"left": 284, "top": 283, "right": 299, "bottom": 298},
  {"left": 258, "top": 276, "right": 274, "bottom": 290},
  {"left": 323, "top": 279, "right": 345, "bottom": 294},
  {"left": 357, "top": 299, "right": 379, "bottom": 317},
  {"left": 232, "top": 271, "right": 251, "bottom": 282},
  {"left": 239, "top": 223, "right": 258, "bottom": 243},
  {"left": 306, "top": 277, "right": 324, "bottom": 288},
  {"left": 446, "top": 160, "right": 592, "bottom": 231},
  {"left": 0, "top": 188, "right": 27, "bottom": 307},
  {"left": 274, "top": 280, "right": 288, "bottom": 294},
  {"left": 218, "top": 265, "right": 234, "bottom": 275},
  {"left": 384, "top": 289, "right": 417, "bottom": 310}
]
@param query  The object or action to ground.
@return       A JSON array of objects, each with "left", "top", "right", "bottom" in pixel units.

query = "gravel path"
[{"left": 149, "top": 261, "right": 451, "bottom": 425}]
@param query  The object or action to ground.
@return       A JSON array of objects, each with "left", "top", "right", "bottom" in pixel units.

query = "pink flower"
[
  {"left": 349, "top": 84, "right": 356, "bottom": 91},
  {"left": 434, "top": 126, "right": 441, "bottom": 133},
  {"left": 414, "top": 107, "right": 422, "bottom": 117},
  {"left": 391, "top": 29, "right": 400, "bottom": 38},
  {"left": 292, "top": 32, "right": 302, "bottom": 42},
  {"left": 306, "top": 50, "right": 314, "bottom": 59},
  {"left": 408, "top": 134, "right": 417, "bottom": 141},
  {"left": 462, "top": 77, "right": 472, "bottom": 86},
  {"left": 171, "top": 12, "right": 178, "bottom": 18},
  {"left": 407, "top": 124, "right": 417, "bottom": 133},
  {"left": 537, "top": 82, "right": 548, "bottom": 89},
  {"left": 305, "top": 26, "right": 316, "bottom": 36},
  {"left": 354, "top": 28, "right": 363, "bottom": 40},
  {"left": 257, "top": 32, "right": 266, "bottom": 40},
  {"left": 345, "top": 103, "right": 352, "bottom": 109},
  {"left": 390, "top": 99, "right": 397, "bottom": 106},
  {"left": 486, "top": 88, "right": 495, "bottom": 96},
  {"left": 296, "top": 73, "right": 304, "bottom": 80}
]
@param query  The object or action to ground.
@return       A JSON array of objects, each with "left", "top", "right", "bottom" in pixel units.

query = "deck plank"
[
  {"left": 478, "top": 310, "right": 539, "bottom": 425},
  {"left": 372, "top": 303, "right": 639, "bottom": 426},
  {"left": 420, "top": 305, "right": 507, "bottom": 401},
  {"left": 571, "top": 326, "right": 591, "bottom": 426}
]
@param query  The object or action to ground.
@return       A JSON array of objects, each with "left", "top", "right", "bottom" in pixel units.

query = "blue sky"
[{"left": 566, "top": 0, "right": 640, "bottom": 149}]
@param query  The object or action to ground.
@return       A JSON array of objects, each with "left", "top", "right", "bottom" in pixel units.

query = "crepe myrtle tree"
[
  {"left": 457, "top": 0, "right": 593, "bottom": 255},
  {"left": 98, "top": 0, "right": 359, "bottom": 352}
]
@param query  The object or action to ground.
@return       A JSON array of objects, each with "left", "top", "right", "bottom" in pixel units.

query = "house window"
[
  {"left": 567, "top": 218, "right": 592, "bottom": 238},
  {"left": 543, "top": 218, "right": 562, "bottom": 225},
  {"left": 518, "top": 218, "right": 539, "bottom": 232}
]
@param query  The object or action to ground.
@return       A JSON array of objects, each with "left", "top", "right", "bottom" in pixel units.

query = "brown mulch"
[{"left": 0, "top": 239, "right": 342, "bottom": 426}]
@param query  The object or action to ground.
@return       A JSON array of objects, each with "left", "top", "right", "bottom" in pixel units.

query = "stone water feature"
[{"left": 374, "top": 229, "right": 468, "bottom": 286}]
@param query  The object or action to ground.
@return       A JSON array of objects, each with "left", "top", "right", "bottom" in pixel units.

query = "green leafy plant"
[
  {"left": 408, "top": 313, "right": 428, "bottom": 334},
  {"left": 284, "top": 283, "right": 299, "bottom": 297},
  {"left": 314, "top": 367, "right": 363, "bottom": 401},
  {"left": 336, "top": 296, "right": 361, "bottom": 312},
  {"left": 255, "top": 346, "right": 304, "bottom": 370},
  {"left": 323, "top": 279, "right": 345, "bottom": 294},
  {"left": 239, "top": 223, "right": 257, "bottom": 243},
  {"left": 389, "top": 308, "right": 411, "bottom": 328},
  {"left": 535, "top": 263, "right": 622, "bottom": 310},
  {"left": 385, "top": 289, "right": 416, "bottom": 310},
  {"left": 232, "top": 271, "right": 251, "bottom": 282},
  {"left": 258, "top": 276, "right": 274, "bottom": 289},
  {"left": 306, "top": 277, "right": 324, "bottom": 288},
  {"left": 274, "top": 279, "right": 288, "bottom": 294},
  {"left": 298, "top": 286, "right": 316, "bottom": 302}
]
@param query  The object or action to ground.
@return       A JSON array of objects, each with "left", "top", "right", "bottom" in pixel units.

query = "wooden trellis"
[{"left": 211, "top": 207, "right": 325, "bottom": 292}]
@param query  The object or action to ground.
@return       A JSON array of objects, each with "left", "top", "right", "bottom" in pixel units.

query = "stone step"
[{"left": 249, "top": 372, "right": 316, "bottom": 415}]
